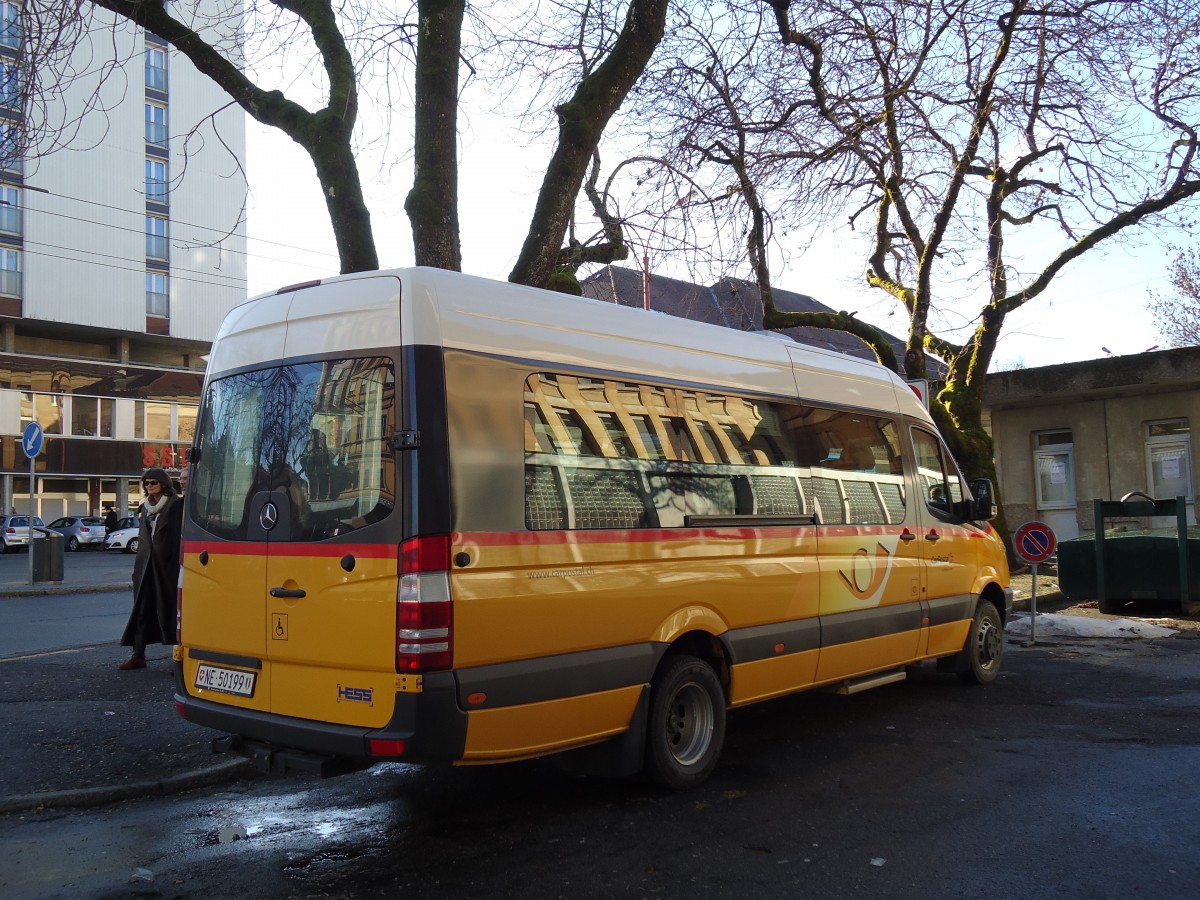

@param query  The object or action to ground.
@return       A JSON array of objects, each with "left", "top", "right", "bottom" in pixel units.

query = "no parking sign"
[
  {"left": 1014, "top": 521, "right": 1057, "bottom": 565},
  {"left": 1014, "top": 521, "right": 1056, "bottom": 646}
]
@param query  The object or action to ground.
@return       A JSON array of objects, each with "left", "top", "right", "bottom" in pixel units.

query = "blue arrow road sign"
[{"left": 21, "top": 421, "right": 44, "bottom": 458}]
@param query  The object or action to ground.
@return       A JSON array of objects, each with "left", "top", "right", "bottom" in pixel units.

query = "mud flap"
[{"left": 552, "top": 685, "right": 650, "bottom": 779}]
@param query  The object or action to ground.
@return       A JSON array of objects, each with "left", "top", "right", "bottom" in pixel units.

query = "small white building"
[
  {"left": 0, "top": 1, "right": 246, "bottom": 518},
  {"left": 985, "top": 347, "right": 1200, "bottom": 541}
]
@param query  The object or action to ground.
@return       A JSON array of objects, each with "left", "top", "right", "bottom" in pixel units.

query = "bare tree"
[
  {"left": 506, "top": 0, "right": 668, "bottom": 291},
  {"left": 759, "top": 0, "right": 1200, "bottom": 502},
  {"left": 1149, "top": 247, "right": 1200, "bottom": 346},
  {"left": 623, "top": 3, "right": 901, "bottom": 368},
  {"left": 21, "top": 1, "right": 670, "bottom": 286}
]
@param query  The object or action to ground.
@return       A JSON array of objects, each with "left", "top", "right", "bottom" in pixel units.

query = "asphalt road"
[
  {"left": 0, "top": 592, "right": 131, "bottom": 658},
  {"left": 2, "top": 626, "right": 1198, "bottom": 899},
  {"left": 0, "top": 547, "right": 133, "bottom": 658}
]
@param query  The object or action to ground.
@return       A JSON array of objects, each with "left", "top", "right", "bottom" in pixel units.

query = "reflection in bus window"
[
  {"left": 630, "top": 415, "right": 665, "bottom": 459},
  {"left": 913, "top": 428, "right": 963, "bottom": 513},
  {"left": 596, "top": 412, "right": 636, "bottom": 457},
  {"left": 522, "top": 372, "right": 907, "bottom": 530},
  {"left": 193, "top": 358, "right": 395, "bottom": 541}
]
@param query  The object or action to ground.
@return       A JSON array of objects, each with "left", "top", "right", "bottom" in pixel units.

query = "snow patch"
[{"left": 1005, "top": 612, "right": 1176, "bottom": 640}]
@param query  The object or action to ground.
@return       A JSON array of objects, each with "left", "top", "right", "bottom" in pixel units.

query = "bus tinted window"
[
  {"left": 192, "top": 357, "right": 396, "bottom": 540},
  {"left": 522, "top": 373, "right": 905, "bottom": 529}
]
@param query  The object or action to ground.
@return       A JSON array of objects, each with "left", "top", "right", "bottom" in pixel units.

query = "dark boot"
[{"left": 118, "top": 654, "right": 146, "bottom": 671}]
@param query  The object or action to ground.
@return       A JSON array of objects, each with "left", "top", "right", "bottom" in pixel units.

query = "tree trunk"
[
  {"left": 405, "top": 0, "right": 465, "bottom": 271},
  {"left": 509, "top": 0, "right": 668, "bottom": 290}
]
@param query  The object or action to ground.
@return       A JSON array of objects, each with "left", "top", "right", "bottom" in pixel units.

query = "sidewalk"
[
  {"left": 0, "top": 556, "right": 255, "bottom": 815},
  {"left": 0, "top": 556, "right": 132, "bottom": 597},
  {"left": 0, "top": 642, "right": 254, "bottom": 815}
]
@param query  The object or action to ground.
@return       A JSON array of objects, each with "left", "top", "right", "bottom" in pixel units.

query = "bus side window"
[{"left": 912, "top": 428, "right": 964, "bottom": 515}]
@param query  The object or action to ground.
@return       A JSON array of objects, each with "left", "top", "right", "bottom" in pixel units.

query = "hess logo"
[
  {"left": 337, "top": 685, "right": 374, "bottom": 706},
  {"left": 838, "top": 542, "right": 891, "bottom": 600}
]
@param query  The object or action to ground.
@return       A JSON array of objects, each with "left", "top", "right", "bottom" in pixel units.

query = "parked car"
[
  {"left": 0, "top": 515, "right": 46, "bottom": 552},
  {"left": 104, "top": 526, "right": 140, "bottom": 554},
  {"left": 114, "top": 516, "right": 137, "bottom": 532},
  {"left": 46, "top": 516, "right": 108, "bottom": 551}
]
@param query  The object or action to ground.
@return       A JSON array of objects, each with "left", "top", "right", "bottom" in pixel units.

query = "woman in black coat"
[{"left": 118, "top": 467, "right": 184, "bottom": 670}]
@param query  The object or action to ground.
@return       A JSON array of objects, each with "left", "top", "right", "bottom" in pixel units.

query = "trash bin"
[
  {"left": 30, "top": 528, "right": 64, "bottom": 583},
  {"left": 1058, "top": 493, "right": 1200, "bottom": 616}
]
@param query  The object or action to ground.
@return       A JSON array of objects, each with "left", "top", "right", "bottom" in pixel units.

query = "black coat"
[{"left": 121, "top": 495, "right": 184, "bottom": 647}]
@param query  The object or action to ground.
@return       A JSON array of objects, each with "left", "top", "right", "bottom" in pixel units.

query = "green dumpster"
[{"left": 1058, "top": 494, "right": 1200, "bottom": 616}]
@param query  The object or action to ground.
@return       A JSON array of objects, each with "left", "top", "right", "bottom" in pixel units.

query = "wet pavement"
[
  {"left": 0, "top": 549, "right": 254, "bottom": 814},
  {"left": 0, "top": 643, "right": 252, "bottom": 814}
]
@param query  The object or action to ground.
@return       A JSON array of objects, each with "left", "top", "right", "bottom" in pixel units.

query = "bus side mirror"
[{"left": 970, "top": 477, "right": 998, "bottom": 521}]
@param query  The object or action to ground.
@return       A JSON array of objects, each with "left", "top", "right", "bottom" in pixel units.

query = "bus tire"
[
  {"left": 958, "top": 599, "right": 1003, "bottom": 685},
  {"left": 645, "top": 654, "right": 726, "bottom": 790}
]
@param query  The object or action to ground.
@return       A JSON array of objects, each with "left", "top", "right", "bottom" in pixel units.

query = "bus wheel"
[
  {"left": 645, "top": 654, "right": 726, "bottom": 790},
  {"left": 958, "top": 599, "right": 1003, "bottom": 685}
]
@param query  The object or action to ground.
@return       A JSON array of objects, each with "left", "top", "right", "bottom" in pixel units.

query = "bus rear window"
[{"left": 191, "top": 357, "right": 396, "bottom": 541}]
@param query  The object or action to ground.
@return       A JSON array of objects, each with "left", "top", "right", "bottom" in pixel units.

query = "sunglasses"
[{"left": 142, "top": 479, "right": 159, "bottom": 487}]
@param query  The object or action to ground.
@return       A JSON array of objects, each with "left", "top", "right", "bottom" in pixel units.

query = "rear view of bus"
[{"left": 174, "top": 274, "right": 462, "bottom": 775}]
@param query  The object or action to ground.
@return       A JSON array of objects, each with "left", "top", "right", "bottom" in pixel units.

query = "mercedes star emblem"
[{"left": 259, "top": 501, "right": 279, "bottom": 531}]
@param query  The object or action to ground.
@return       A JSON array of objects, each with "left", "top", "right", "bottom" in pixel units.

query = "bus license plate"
[{"left": 195, "top": 664, "right": 257, "bottom": 698}]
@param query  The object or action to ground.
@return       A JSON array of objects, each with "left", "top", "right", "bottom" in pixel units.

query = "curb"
[
  {"left": 0, "top": 583, "right": 131, "bottom": 598},
  {"left": 0, "top": 757, "right": 256, "bottom": 815}
]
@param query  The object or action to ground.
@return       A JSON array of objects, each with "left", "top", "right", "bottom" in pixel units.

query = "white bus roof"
[{"left": 209, "top": 267, "right": 929, "bottom": 421}]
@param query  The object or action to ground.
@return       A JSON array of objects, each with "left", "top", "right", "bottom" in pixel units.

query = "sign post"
[
  {"left": 21, "top": 422, "right": 44, "bottom": 586},
  {"left": 1014, "top": 520, "right": 1057, "bottom": 646}
]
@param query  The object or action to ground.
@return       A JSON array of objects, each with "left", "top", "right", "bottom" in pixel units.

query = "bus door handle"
[
  {"left": 924, "top": 530, "right": 941, "bottom": 542},
  {"left": 270, "top": 587, "right": 307, "bottom": 599},
  {"left": 900, "top": 529, "right": 916, "bottom": 542}
]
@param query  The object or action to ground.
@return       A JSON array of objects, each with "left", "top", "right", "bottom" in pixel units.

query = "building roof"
[
  {"left": 580, "top": 265, "right": 915, "bottom": 367},
  {"left": 984, "top": 345, "right": 1200, "bottom": 409}
]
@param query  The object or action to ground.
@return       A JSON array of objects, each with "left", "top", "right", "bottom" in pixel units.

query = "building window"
[
  {"left": 1146, "top": 420, "right": 1192, "bottom": 501},
  {"left": 0, "top": 184, "right": 17, "bottom": 234},
  {"left": 146, "top": 214, "right": 168, "bottom": 260},
  {"left": 1034, "top": 430, "right": 1076, "bottom": 510},
  {"left": 22, "top": 392, "right": 62, "bottom": 435},
  {"left": 145, "top": 101, "right": 167, "bottom": 147},
  {"left": 0, "top": 124, "right": 20, "bottom": 174},
  {"left": 0, "top": 61, "right": 19, "bottom": 110},
  {"left": 146, "top": 271, "right": 168, "bottom": 317},
  {"left": 135, "top": 400, "right": 173, "bottom": 440},
  {"left": 145, "top": 158, "right": 167, "bottom": 203},
  {"left": 0, "top": 246, "right": 19, "bottom": 296},
  {"left": 0, "top": 3, "right": 19, "bottom": 51},
  {"left": 69, "top": 396, "right": 115, "bottom": 438},
  {"left": 145, "top": 44, "right": 167, "bottom": 91},
  {"left": 177, "top": 405, "right": 197, "bottom": 443}
]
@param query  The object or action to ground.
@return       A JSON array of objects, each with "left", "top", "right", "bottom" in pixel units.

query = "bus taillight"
[{"left": 397, "top": 535, "right": 453, "bottom": 672}]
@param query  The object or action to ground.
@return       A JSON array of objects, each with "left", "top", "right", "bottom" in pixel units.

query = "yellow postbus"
[{"left": 174, "top": 267, "right": 1011, "bottom": 789}]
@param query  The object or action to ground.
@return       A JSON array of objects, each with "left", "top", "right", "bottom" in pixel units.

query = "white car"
[{"left": 104, "top": 525, "right": 140, "bottom": 554}]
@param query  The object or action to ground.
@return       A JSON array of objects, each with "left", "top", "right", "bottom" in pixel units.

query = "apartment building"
[{"left": 0, "top": 3, "right": 246, "bottom": 520}]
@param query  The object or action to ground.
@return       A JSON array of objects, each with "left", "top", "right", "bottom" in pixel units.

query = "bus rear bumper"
[{"left": 174, "top": 665, "right": 467, "bottom": 774}]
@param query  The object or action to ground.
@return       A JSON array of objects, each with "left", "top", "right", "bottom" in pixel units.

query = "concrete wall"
[{"left": 986, "top": 348, "right": 1200, "bottom": 540}]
